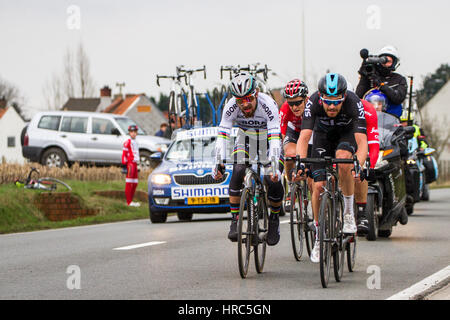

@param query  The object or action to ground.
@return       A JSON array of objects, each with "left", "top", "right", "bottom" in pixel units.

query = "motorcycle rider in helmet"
[{"left": 356, "top": 45, "right": 407, "bottom": 118}]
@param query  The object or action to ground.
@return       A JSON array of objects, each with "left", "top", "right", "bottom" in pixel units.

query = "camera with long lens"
[{"left": 359, "top": 48, "right": 389, "bottom": 77}]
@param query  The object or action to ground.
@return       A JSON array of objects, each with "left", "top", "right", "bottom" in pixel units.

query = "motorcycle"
[
  {"left": 417, "top": 147, "right": 439, "bottom": 201},
  {"left": 365, "top": 111, "right": 415, "bottom": 240},
  {"left": 404, "top": 136, "right": 424, "bottom": 214}
]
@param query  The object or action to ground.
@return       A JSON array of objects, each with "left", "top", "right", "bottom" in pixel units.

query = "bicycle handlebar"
[
  {"left": 156, "top": 74, "right": 186, "bottom": 87},
  {"left": 176, "top": 65, "right": 207, "bottom": 79}
]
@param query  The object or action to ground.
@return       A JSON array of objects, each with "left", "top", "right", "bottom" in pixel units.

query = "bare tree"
[
  {"left": 43, "top": 72, "right": 64, "bottom": 110},
  {"left": 0, "top": 75, "right": 27, "bottom": 119},
  {"left": 419, "top": 110, "right": 450, "bottom": 161},
  {"left": 42, "top": 42, "right": 96, "bottom": 110},
  {"left": 76, "top": 43, "right": 95, "bottom": 98}
]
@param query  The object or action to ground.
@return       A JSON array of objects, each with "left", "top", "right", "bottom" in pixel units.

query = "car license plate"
[{"left": 187, "top": 197, "right": 219, "bottom": 205}]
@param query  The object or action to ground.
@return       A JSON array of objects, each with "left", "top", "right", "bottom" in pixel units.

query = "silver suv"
[{"left": 22, "top": 111, "right": 170, "bottom": 168}]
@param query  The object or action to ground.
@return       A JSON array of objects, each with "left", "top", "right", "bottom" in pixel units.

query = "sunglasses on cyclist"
[
  {"left": 287, "top": 100, "right": 305, "bottom": 107},
  {"left": 320, "top": 96, "right": 345, "bottom": 106},
  {"left": 236, "top": 93, "right": 256, "bottom": 104}
]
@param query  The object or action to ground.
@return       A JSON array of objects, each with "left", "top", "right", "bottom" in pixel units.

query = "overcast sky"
[{"left": 0, "top": 0, "right": 449, "bottom": 116}]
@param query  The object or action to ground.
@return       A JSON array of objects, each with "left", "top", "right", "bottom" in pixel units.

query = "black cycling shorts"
[
  {"left": 228, "top": 133, "right": 284, "bottom": 202},
  {"left": 309, "top": 130, "right": 357, "bottom": 182},
  {"left": 283, "top": 126, "right": 300, "bottom": 147}
]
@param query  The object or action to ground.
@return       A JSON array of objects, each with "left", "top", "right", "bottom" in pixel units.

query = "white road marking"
[
  {"left": 386, "top": 265, "right": 450, "bottom": 300},
  {"left": 113, "top": 241, "right": 166, "bottom": 251},
  {"left": 280, "top": 219, "right": 290, "bottom": 224}
]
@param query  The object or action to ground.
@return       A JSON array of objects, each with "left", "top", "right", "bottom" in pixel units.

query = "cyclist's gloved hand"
[
  {"left": 121, "top": 164, "right": 128, "bottom": 174},
  {"left": 269, "top": 169, "right": 282, "bottom": 183},
  {"left": 293, "top": 163, "right": 307, "bottom": 181},
  {"left": 212, "top": 164, "right": 225, "bottom": 180}
]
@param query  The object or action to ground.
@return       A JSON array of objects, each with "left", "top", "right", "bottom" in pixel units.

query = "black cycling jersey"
[{"left": 301, "top": 91, "right": 367, "bottom": 136}]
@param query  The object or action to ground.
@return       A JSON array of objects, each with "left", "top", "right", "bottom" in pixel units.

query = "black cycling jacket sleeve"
[
  {"left": 379, "top": 74, "right": 408, "bottom": 105},
  {"left": 355, "top": 76, "right": 371, "bottom": 99},
  {"left": 300, "top": 95, "right": 317, "bottom": 130}
]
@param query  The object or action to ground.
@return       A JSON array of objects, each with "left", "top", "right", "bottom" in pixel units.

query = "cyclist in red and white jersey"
[
  {"left": 348, "top": 82, "right": 380, "bottom": 234},
  {"left": 279, "top": 79, "right": 311, "bottom": 210},
  {"left": 279, "top": 79, "right": 309, "bottom": 181}
]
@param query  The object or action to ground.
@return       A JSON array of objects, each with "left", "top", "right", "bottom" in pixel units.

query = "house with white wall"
[
  {"left": 0, "top": 106, "right": 26, "bottom": 163},
  {"left": 420, "top": 81, "right": 450, "bottom": 160}
]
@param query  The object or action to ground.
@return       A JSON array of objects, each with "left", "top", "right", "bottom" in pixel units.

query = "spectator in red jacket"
[{"left": 122, "top": 125, "right": 140, "bottom": 207}]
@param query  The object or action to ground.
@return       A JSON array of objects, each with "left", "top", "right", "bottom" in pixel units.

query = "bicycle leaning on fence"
[{"left": 14, "top": 167, "right": 72, "bottom": 191}]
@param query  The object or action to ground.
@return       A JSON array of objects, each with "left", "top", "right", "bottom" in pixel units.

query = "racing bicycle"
[
  {"left": 15, "top": 167, "right": 72, "bottom": 191},
  {"left": 298, "top": 156, "right": 360, "bottom": 288},
  {"left": 156, "top": 72, "right": 187, "bottom": 131},
  {"left": 176, "top": 65, "right": 206, "bottom": 127},
  {"left": 216, "top": 152, "right": 277, "bottom": 279}
]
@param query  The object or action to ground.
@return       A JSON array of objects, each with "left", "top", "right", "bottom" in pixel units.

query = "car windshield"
[
  {"left": 377, "top": 112, "right": 400, "bottom": 149},
  {"left": 115, "top": 117, "right": 146, "bottom": 135},
  {"left": 166, "top": 136, "right": 235, "bottom": 162}
]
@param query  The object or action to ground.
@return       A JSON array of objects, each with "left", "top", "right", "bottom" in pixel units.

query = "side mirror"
[{"left": 111, "top": 128, "right": 121, "bottom": 136}]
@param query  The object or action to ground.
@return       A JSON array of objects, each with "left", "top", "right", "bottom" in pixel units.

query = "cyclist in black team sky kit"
[
  {"left": 295, "top": 73, "right": 368, "bottom": 263},
  {"left": 213, "top": 72, "right": 284, "bottom": 246}
]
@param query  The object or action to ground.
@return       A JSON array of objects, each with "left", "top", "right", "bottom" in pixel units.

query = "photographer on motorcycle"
[{"left": 356, "top": 45, "right": 407, "bottom": 118}]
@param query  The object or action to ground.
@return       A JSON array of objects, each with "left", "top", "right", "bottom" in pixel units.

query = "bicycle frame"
[{"left": 156, "top": 74, "right": 187, "bottom": 129}]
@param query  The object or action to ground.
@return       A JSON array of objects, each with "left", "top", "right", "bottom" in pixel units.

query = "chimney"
[
  {"left": 100, "top": 86, "right": 112, "bottom": 97},
  {"left": 97, "top": 86, "right": 113, "bottom": 112},
  {"left": 0, "top": 96, "right": 6, "bottom": 109}
]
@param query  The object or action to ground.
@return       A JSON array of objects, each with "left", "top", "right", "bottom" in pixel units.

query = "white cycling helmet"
[
  {"left": 378, "top": 45, "right": 400, "bottom": 70},
  {"left": 229, "top": 72, "right": 257, "bottom": 98}
]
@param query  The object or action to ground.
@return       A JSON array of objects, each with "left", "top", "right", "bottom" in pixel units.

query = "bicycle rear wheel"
[
  {"left": 254, "top": 193, "right": 268, "bottom": 273},
  {"left": 238, "top": 187, "right": 253, "bottom": 279},
  {"left": 319, "top": 193, "right": 332, "bottom": 288},
  {"left": 290, "top": 185, "right": 304, "bottom": 261},
  {"left": 333, "top": 195, "right": 345, "bottom": 282},
  {"left": 38, "top": 178, "right": 72, "bottom": 191}
]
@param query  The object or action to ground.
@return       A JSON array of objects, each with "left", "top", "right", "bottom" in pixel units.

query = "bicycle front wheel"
[
  {"left": 333, "top": 195, "right": 345, "bottom": 282},
  {"left": 238, "top": 187, "right": 253, "bottom": 279},
  {"left": 254, "top": 193, "right": 268, "bottom": 273},
  {"left": 290, "top": 184, "right": 304, "bottom": 261},
  {"left": 38, "top": 178, "right": 72, "bottom": 191},
  {"left": 319, "top": 193, "right": 332, "bottom": 288}
]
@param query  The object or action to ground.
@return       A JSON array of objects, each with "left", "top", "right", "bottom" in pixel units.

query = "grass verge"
[{"left": 0, "top": 179, "right": 150, "bottom": 234}]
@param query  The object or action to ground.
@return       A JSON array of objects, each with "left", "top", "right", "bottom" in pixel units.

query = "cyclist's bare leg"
[
  {"left": 336, "top": 149, "right": 354, "bottom": 197},
  {"left": 312, "top": 180, "right": 326, "bottom": 223},
  {"left": 354, "top": 179, "right": 368, "bottom": 204}
]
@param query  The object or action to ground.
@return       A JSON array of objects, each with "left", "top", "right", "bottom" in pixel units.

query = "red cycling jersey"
[
  {"left": 279, "top": 101, "right": 302, "bottom": 136},
  {"left": 362, "top": 100, "right": 379, "bottom": 169}
]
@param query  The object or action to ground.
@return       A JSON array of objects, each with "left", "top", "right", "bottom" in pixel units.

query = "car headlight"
[{"left": 151, "top": 174, "right": 171, "bottom": 185}]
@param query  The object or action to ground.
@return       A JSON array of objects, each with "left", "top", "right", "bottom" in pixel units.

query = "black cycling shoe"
[
  {"left": 267, "top": 214, "right": 280, "bottom": 246},
  {"left": 399, "top": 209, "right": 408, "bottom": 225},
  {"left": 357, "top": 219, "right": 369, "bottom": 236},
  {"left": 228, "top": 219, "right": 238, "bottom": 242}
]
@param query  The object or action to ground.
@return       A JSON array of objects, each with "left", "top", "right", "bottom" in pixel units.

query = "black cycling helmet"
[{"left": 318, "top": 73, "right": 347, "bottom": 97}]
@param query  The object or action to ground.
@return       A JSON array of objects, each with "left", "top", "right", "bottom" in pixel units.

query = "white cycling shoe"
[
  {"left": 310, "top": 240, "right": 320, "bottom": 264},
  {"left": 343, "top": 213, "right": 357, "bottom": 234},
  {"left": 128, "top": 201, "right": 141, "bottom": 207}
]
